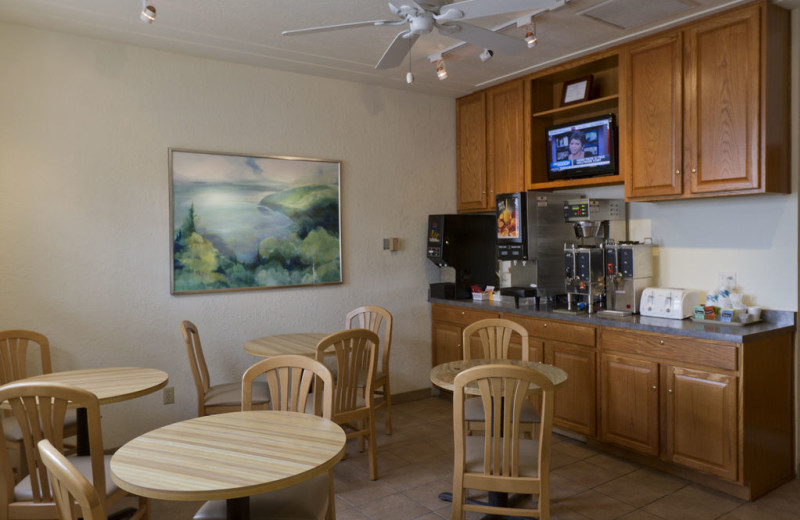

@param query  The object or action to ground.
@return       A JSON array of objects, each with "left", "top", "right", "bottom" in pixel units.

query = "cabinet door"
[
  {"left": 487, "top": 80, "right": 525, "bottom": 200},
  {"left": 456, "top": 92, "right": 489, "bottom": 211},
  {"left": 622, "top": 32, "right": 683, "bottom": 199},
  {"left": 508, "top": 338, "right": 544, "bottom": 363},
  {"left": 600, "top": 354, "right": 659, "bottom": 456},
  {"left": 432, "top": 322, "right": 463, "bottom": 367},
  {"left": 684, "top": 6, "right": 760, "bottom": 194},
  {"left": 663, "top": 365, "right": 738, "bottom": 481},
  {"left": 545, "top": 341, "right": 596, "bottom": 436}
]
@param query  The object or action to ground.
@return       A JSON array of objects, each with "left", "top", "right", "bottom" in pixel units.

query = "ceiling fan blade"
[
  {"left": 375, "top": 31, "right": 420, "bottom": 69},
  {"left": 438, "top": 0, "right": 563, "bottom": 21},
  {"left": 438, "top": 22, "right": 527, "bottom": 54},
  {"left": 282, "top": 19, "right": 402, "bottom": 36}
]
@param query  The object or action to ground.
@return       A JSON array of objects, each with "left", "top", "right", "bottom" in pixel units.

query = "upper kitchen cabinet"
[
  {"left": 456, "top": 80, "right": 525, "bottom": 212},
  {"left": 621, "top": 2, "right": 790, "bottom": 201},
  {"left": 528, "top": 50, "right": 624, "bottom": 190}
]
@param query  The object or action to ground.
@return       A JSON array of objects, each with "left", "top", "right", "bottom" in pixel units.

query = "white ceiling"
[{"left": 0, "top": 0, "right": 793, "bottom": 97}]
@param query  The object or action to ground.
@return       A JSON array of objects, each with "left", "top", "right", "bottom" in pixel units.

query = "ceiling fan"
[{"left": 282, "top": 0, "right": 562, "bottom": 70}]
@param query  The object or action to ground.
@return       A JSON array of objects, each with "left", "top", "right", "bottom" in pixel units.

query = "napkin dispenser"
[{"left": 639, "top": 288, "right": 700, "bottom": 319}]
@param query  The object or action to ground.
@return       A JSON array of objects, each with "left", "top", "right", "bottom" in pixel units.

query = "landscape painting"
[{"left": 169, "top": 149, "right": 342, "bottom": 294}]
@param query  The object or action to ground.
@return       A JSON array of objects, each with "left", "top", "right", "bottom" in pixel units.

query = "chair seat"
[
  {"left": 356, "top": 370, "right": 386, "bottom": 389},
  {"left": 193, "top": 473, "right": 329, "bottom": 520},
  {"left": 15, "top": 454, "right": 118, "bottom": 501},
  {"left": 204, "top": 381, "right": 270, "bottom": 407},
  {"left": 3, "top": 409, "right": 79, "bottom": 441},
  {"left": 463, "top": 396, "right": 541, "bottom": 424},
  {"left": 464, "top": 436, "right": 540, "bottom": 478}
]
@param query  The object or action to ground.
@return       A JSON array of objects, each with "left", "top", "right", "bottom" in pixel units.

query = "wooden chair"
[
  {"left": 37, "top": 439, "right": 106, "bottom": 520},
  {"left": 451, "top": 364, "right": 555, "bottom": 520},
  {"left": 180, "top": 320, "right": 269, "bottom": 416},
  {"left": 0, "top": 330, "right": 77, "bottom": 481},
  {"left": 462, "top": 319, "right": 539, "bottom": 436},
  {"left": 317, "top": 329, "right": 379, "bottom": 480},
  {"left": 193, "top": 354, "right": 336, "bottom": 520},
  {"left": 0, "top": 382, "right": 148, "bottom": 520},
  {"left": 345, "top": 305, "right": 393, "bottom": 434}
]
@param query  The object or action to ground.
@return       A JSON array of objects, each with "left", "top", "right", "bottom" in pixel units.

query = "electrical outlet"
[
  {"left": 718, "top": 272, "right": 736, "bottom": 290},
  {"left": 163, "top": 386, "right": 175, "bottom": 405}
]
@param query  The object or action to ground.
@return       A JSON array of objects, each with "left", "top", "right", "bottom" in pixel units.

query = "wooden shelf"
[
  {"left": 533, "top": 95, "right": 619, "bottom": 119},
  {"left": 529, "top": 173, "right": 623, "bottom": 191}
]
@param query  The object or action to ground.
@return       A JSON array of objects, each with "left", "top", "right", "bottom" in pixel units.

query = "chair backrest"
[
  {"left": 345, "top": 306, "right": 392, "bottom": 374},
  {"left": 242, "top": 354, "right": 334, "bottom": 419},
  {"left": 453, "top": 364, "right": 554, "bottom": 501},
  {"left": 0, "top": 382, "right": 106, "bottom": 511},
  {"left": 462, "top": 319, "right": 529, "bottom": 361},
  {"left": 316, "top": 329, "right": 378, "bottom": 418},
  {"left": 180, "top": 320, "right": 211, "bottom": 415},
  {"left": 38, "top": 439, "right": 106, "bottom": 520},
  {"left": 0, "top": 330, "right": 53, "bottom": 385}
]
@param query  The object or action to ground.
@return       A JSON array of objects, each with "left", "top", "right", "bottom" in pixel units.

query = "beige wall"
[
  {"left": 0, "top": 22, "right": 456, "bottom": 445},
  {"left": 1, "top": 13, "right": 797, "bottom": 449}
]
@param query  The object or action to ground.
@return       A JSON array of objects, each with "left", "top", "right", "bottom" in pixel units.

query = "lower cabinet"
[{"left": 431, "top": 304, "right": 499, "bottom": 367}]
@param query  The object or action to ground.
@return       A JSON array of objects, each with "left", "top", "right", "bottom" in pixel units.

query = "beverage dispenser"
[
  {"left": 426, "top": 214, "right": 498, "bottom": 299},
  {"left": 601, "top": 240, "right": 654, "bottom": 316}
]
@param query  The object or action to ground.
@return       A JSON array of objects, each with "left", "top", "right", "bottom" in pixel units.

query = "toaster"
[{"left": 639, "top": 288, "right": 700, "bottom": 319}]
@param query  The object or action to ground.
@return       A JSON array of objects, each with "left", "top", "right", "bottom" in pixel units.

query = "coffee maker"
[
  {"left": 426, "top": 214, "right": 498, "bottom": 299},
  {"left": 495, "top": 191, "right": 576, "bottom": 305},
  {"left": 600, "top": 240, "right": 654, "bottom": 316},
  {"left": 560, "top": 199, "right": 626, "bottom": 313}
]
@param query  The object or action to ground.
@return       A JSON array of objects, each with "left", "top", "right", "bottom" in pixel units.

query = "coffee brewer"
[
  {"left": 600, "top": 240, "right": 654, "bottom": 316},
  {"left": 560, "top": 199, "right": 626, "bottom": 313}
]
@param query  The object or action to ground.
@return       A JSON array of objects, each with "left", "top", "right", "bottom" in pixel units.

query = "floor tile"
[
  {"left": 747, "top": 478, "right": 800, "bottom": 516},
  {"left": 355, "top": 492, "right": 431, "bottom": 520},
  {"left": 554, "top": 460, "right": 631, "bottom": 489},
  {"left": 642, "top": 485, "right": 743, "bottom": 520},
  {"left": 401, "top": 479, "right": 454, "bottom": 511},
  {"left": 561, "top": 489, "right": 637, "bottom": 520},
  {"left": 594, "top": 468, "right": 687, "bottom": 508}
]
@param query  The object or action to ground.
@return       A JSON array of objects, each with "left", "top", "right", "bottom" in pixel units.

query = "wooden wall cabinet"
[
  {"left": 621, "top": 2, "right": 790, "bottom": 200},
  {"left": 456, "top": 80, "right": 525, "bottom": 212}
]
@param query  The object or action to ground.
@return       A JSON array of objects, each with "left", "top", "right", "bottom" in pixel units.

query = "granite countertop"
[{"left": 430, "top": 298, "right": 796, "bottom": 342}]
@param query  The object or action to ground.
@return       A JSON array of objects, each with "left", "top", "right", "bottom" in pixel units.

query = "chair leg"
[
  {"left": 382, "top": 379, "right": 392, "bottom": 435},
  {"left": 367, "top": 410, "right": 378, "bottom": 481},
  {"left": 451, "top": 474, "right": 465, "bottom": 520},
  {"left": 358, "top": 420, "right": 366, "bottom": 453}
]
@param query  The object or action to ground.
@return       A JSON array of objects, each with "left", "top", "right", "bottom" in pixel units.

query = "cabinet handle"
[
  {"left": 691, "top": 168, "right": 697, "bottom": 173},
  {"left": 675, "top": 170, "right": 680, "bottom": 175},
  {"left": 461, "top": 311, "right": 465, "bottom": 315},
  {"left": 659, "top": 340, "right": 664, "bottom": 345},
  {"left": 651, "top": 385, "right": 657, "bottom": 391},
  {"left": 543, "top": 323, "right": 548, "bottom": 328},
  {"left": 668, "top": 389, "right": 673, "bottom": 394}
]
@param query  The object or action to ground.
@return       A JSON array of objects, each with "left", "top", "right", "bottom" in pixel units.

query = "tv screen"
[{"left": 546, "top": 114, "right": 617, "bottom": 181}]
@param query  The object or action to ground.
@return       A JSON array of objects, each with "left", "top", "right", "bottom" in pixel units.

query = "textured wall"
[{"left": 0, "top": 22, "right": 455, "bottom": 446}]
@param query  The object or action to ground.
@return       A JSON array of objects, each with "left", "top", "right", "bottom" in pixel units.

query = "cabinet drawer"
[
  {"left": 503, "top": 314, "right": 596, "bottom": 347},
  {"left": 432, "top": 305, "right": 499, "bottom": 326},
  {"left": 601, "top": 328, "right": 738, "bottom": 371}
]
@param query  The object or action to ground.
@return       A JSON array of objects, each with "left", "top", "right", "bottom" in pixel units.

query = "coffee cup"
[{"left": 746, "top": 306, "right": 762, "bottom": 321}]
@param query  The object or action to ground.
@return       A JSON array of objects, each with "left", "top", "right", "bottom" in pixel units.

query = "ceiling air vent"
[{"left": 576, "top": 0, "right": 697, "bottom": 30}]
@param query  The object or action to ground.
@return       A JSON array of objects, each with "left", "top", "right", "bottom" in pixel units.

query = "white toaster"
[{"left": 639, "top": 288, "right": 700, "bottom": 319}]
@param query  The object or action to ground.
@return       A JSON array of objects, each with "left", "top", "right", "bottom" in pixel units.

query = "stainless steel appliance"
[
  {"left": 495, "top": 191, "right": 575, "bottom": 300},
  {"left": 560, "top": 198, "right": 626, "bottom": 313},
  {"left": 427, "top": 214, "right": 498, "bottom": 299},
  {"left": 600, "top": 240, "right": 653, "bottom": 316}
]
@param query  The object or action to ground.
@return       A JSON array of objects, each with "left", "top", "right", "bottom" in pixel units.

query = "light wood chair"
[
  {"left": 0, "top": 330, "right": 77, "bottom": 481},
  {"left": 317, "top": 329, "right": 379, "bottom": 481},
  {"left": 451, "top": 364, "right": 555, "bottom": 520},
  {"left": 193, "top": 354, "right": 337, "bottom": 520},
  {"left": 180, "top": 320, "right": 270, "bottom": 416},
  {"left": 462, "top": 319, "right": 539, "bottom": 436},
  {"left": 0, "top": 381, "right": 148, "bottom": 520},
  {"left": 37, "top": 439, "right": 106, "bottom": 520},
  {"left": 345, "top": 305, "right": 393, "bottom": 434}
]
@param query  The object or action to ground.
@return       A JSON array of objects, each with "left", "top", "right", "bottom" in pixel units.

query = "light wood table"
[
  {"left": 15, "top": 367, "right": 168, "bottom": 455},
  {"left": 430, "top": 359, "right": 568, "bottom": 394},
  {"left": 110, "top": 411, "right": 346, "bottom": 520},
  {"left": 244, "top": 332, "right": 328, "bottom": 358}
]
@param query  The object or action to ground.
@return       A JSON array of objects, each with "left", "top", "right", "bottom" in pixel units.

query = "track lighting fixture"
[
  {"left": 525, "top": 22, "right": 538, "bottom": 48},
  {"left": 479, "top": 49, "right": 494, "bottom": 62},
  {"left": 435, "top": 59, "right": 448, "bottom": 80},
  {"left": 140, "top": 0, "right": 156, "bottom": 24}
]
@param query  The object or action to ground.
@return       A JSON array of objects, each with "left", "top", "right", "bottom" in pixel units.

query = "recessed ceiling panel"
[{"left": 577, "top": 0, "right": 697, "bottom": 30}]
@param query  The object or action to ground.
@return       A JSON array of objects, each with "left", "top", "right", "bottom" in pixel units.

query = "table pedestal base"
[{"left": 226, "top": 496, "right": 250, "bottom": 520}]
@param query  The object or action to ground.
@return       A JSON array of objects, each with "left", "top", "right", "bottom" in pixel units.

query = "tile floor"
[{"left": 145, "top": 396, "right": 800, "bottom": 520}]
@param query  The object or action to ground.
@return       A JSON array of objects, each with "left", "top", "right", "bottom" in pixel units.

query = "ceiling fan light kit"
[
  {"left": 281, "top": 0, "right": 567, "bottom": 82},
  {"left": 140, "top": 0, "right": 156, "bottom": 24}
]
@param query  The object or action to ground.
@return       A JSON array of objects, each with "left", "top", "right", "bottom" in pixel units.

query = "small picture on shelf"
[{"left": 561, "top": 75, "right": 593, "bottom": 106}]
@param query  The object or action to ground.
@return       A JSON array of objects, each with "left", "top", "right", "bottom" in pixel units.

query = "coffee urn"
[{"left": 600, "top": 240, "right": 654, "bottom": 316}]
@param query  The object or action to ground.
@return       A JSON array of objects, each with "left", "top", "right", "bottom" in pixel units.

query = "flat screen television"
[{"left": 545, "top": 114, "right": 617, "bottom": 181}]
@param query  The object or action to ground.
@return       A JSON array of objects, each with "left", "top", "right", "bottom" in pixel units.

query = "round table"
[
  {"left": 15, "top": 367, "right": 168, "bottom": 455},
  {"left": 244, "top": 333, "right": 328, "bottom": 358},
  {"left": 110, "top": 411, "right": 346, "bottom": 520},
  {"left": 430, "top": 359, "right": 568, "bottom": 394}
]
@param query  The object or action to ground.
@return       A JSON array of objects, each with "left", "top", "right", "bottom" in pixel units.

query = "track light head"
[
  {"left": 525, "top": 23, "right": 537, "bottom": 48},
  {"left": 435, "top": 60, "right": 447, "bottom": 80},
  {"left": 479, "top": 49, "right": 494, "bottom": 62},
  {"left": 140, "top": 0, "right": 156, "bottom": 23}
]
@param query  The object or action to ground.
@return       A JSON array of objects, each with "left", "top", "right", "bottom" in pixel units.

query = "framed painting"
[{"left": 169, "top": 149, "right": 342, "bottom": 294}]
